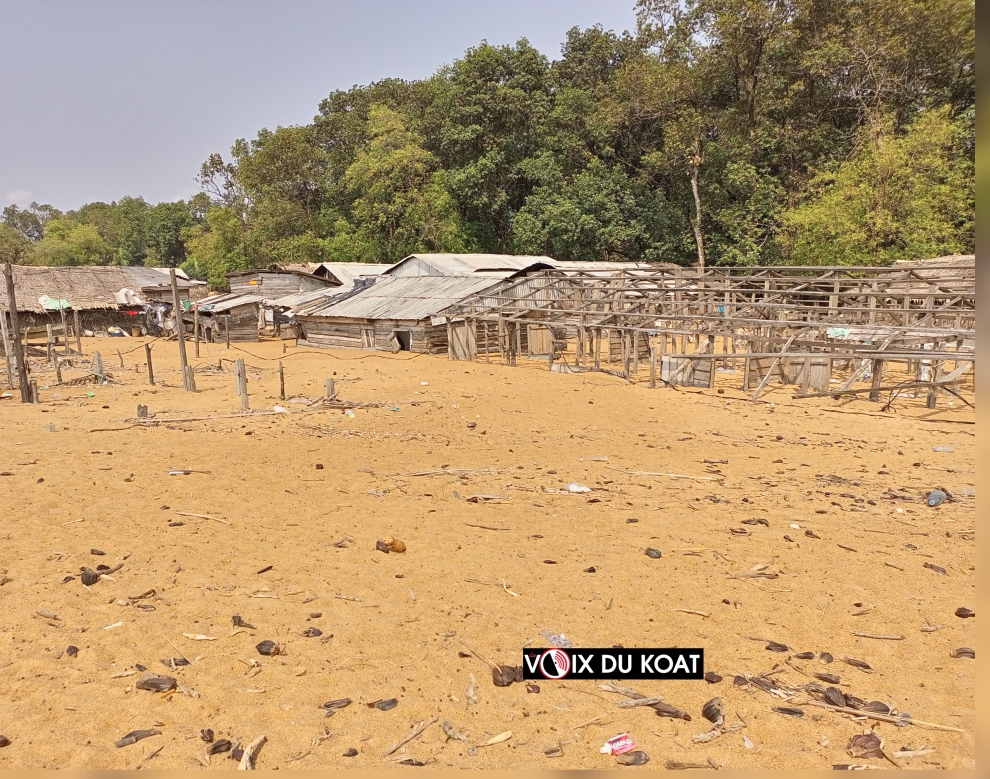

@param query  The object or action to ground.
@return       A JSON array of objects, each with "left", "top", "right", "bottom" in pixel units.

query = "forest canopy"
[{"left": 2, "top": 0, "right": 974, "bottom": 288}]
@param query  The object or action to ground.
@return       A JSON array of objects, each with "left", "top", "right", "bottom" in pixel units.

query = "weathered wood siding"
[{"left": 298, "top": 316, "right": 447, "bottom": 354}]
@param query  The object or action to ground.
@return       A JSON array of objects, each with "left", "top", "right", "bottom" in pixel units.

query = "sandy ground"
[{"left": 0, "top": 335, "right": 976, "bottom": 770}]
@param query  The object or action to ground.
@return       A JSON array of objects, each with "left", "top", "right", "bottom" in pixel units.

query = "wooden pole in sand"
[
  {"left": 73, "top": 309, "right": 82, "bottom": 354},
  {"left": 193, "top": 304, "right": 200, "bottom": 358},
  {"left": 170, "top": 269, "right": 195, "bottom": 391},
  {"left": 0, "top": 307, "right": 14, "bottom": 388},
  {"left": 3, "top": 263, "right": 30, "bottom": 401},
  {"left": 279, "top": 361, "right": 285, "bottom": 400},
  {"left": 145, "top": 343, "right": 155, "bottom": 385}
]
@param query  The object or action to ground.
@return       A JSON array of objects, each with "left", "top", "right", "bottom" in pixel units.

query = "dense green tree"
[
  {"left": 30, "top": 218, "right": 109, "bottom": 266},
  {"left": 0, "top": 223, "right": 32, "bottom": 263},
  {"left": 2, "top": 202, "right": 62, "bottom": 242},
  {"left": 779, "top": 108, "right": 974, "bottom": 264},
  {"left": 145, "top": 200, "right": 197, "bottom": 267},
  {"left": 19, "top": 1, "right": 975, "bottom": 273},
  {"left": 339, "top": 105, "right": 469, "bottom": 262}
]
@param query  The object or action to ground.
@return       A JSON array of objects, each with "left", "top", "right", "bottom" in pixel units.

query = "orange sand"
[{"left": 0, "top": 336, "right": 976, "bottom": 769}]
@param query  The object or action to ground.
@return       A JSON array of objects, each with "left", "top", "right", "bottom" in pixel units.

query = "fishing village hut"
[
  {"left": 119, "top": 266, "right": 208, "bottom": 303},
  {"left": 293, "top": 275, "right": 504, "bottom": 355},
  {"left": 226, "top": 266, "right": 338, "bottom": 299},
  {"left": 1, "top": 265, "right": 204, "bottom": 352},
  {"left": 266, "top": 264, "right": 391, "bottom": 338},
  {"left": 183, "top": 292, "right": 264, "bottom": 343}
]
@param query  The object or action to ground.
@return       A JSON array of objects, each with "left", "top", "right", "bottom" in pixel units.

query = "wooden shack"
[
  {"left": 0, "top": 265, "right": 204, "bottom": 347},
  {"left": 227, "top": 267, "right": 336, "bottom": 300},
  {"left": 186, "top": 293, "right": 263, "bottom": 343},
  {"left": 295, "top": 276, "right": 502, "bottom": 354}
]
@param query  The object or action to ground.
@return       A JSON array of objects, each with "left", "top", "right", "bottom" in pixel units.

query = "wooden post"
[
  {"left": 623, "top": 332, "right": 631, "bottom": 380},
  {"left": 170, "top": 269, "right": 194, "bottom": 391},
  {"left": 632, "top": 331, "right": 639, "bottom": 374},
  {"left": 326, "top": 378, "right": 335, "bottom": 399},
  {"left": 145, "top": 343, "right": 155, "bottom": 385},
  {"left": 117, "top": 348, "right": 124, "bottom": 369},
  {"left": 800, "top": 356, "right": 811, "bottom": 395},
  {"left": 55, "top": 358, "right": 63, "bottom": 385},
  {"left": 234, "top": 359, "right": 245, "bottom": 395},
  {"left": 869, "top": 360, "right": 883, "bottom": 402},
  {"left": 46, "top": 324, "right": 54, "bottom": 364},
  {"left": 194, "top": 304, "right": 200, "bottom": 358},
  {"left": 279, "top": 361, "right": 285, "bottom": 400},
  {"left": 2, "top": 263, "right": 30, "bottom": 401},
  {"left": 73, "top": 309, "right": 82, "bottom": 354},
  {"left": 30, "top": 379, "right": 39, "bottom": 403},
  {"left": 225, "top": 316, "right": 231, "bottom": 349},
  {"left": 926, "top": 360, "right": 943, "bottom": 409},
  {"left": 483, "top": 321, "right": 490, "bottom": 363},
  {"left": 0, "top": 309, "right": 14, "bottom": 389},
  {"left": 594, "top": 329, "right": 601, "bottom": 370},
  {"left": 514, "top": 322, "right": 521, "bottom": 363},
  {"left": 649, "top": 344, "right": 657, "bottom": 389},
  {"left": 93, "top": 351, "right": 104, "bottom": 382},
  {"left": 576, "top": 325, "right": 584, "bottom": 367}
]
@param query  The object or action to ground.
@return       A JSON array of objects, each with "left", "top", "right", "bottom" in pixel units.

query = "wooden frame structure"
[{"left": 446, "top": 262, "right": 975, "bottom": 406}]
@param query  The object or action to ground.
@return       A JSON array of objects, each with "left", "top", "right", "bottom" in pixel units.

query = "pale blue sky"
[{"left": 0, "top": 0, "right": 636, "bottom": 211}]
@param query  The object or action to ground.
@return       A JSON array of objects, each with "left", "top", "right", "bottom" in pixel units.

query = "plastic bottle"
[{"left": 926, "top": 489, "right": 947, "bottom": 507}]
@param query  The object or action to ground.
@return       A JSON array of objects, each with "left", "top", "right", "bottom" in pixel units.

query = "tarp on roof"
[{"left": 314, "top": 262, "right": 392, "bottom": 286}]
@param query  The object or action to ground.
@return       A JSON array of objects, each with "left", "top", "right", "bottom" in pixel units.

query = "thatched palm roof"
[{"left": 0, "top": 265, "right": 201, "bottom": 313}]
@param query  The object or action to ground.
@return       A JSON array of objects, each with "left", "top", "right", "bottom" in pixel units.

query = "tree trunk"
[{"left": 688, "top": 142, "right": 706, "bottom": 269}]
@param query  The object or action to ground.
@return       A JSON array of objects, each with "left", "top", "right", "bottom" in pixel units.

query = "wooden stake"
[
  {"left": 484, "top": 321, "right": 490, "bottom": 363},
  {"left": 170, "top": 269, "right": 194, "bottom": 391},
  {"left": 0, "top": 308, "right": 14, "bottom": 388},
  {"left": 326, "top": 378, "right": 335, "bottom": 399},
  {"left": 225, "top": 316, "right": 231, "bottom": 349},
  {"left": 117, "top": 348, "right": 124, "bottom": 369},
  {"left": 650, "top": 344, "right": 657, "bottom": 389},
  {"left": 73, "top": 309, "right": 82, "bottom": 354},
  {"left": 145, "top": 343, "right": 155, "bottom": 385},
  {"left": 2, "top": 263, "right": 30, "bottom": 401},
  {"left": 869, "top": 359, "right": 884, "bottom": 402},
  {"left": 55, "top": 358, "right": 63, "bottom": 385},
  {"left": 46, "top": 324, "right": 54, "bottom": 364},
  {"left": 93, "top": 351, "right": 104, "bottom": 382},
  {"left": 30, "top": 379, "right": 39, "bottom": 403},
  {"left": 193, "top": 304, "right": 200, "bottom": 358},
  {"left": 926, "top": 359, "right": 943, "bottom": 408},
  {"left": 279, "top": 361, "right": 285, "bottom": 400}
]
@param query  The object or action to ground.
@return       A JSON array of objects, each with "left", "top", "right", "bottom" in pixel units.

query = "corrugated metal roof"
[
  {"left": 121, "top": 266, "right": 205, "bottom": 290},
  {"left": 225, "top": 268, "right": 324, "bottom": 280},
  {"left": 295, "top": 276, "right": 501, "bottom": 321},
  {"left": 268, "top": 288, "right": 338, "bottom": 309},
  {"left": 383, "top": 253, "right": 557, "bottom": 276}
]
